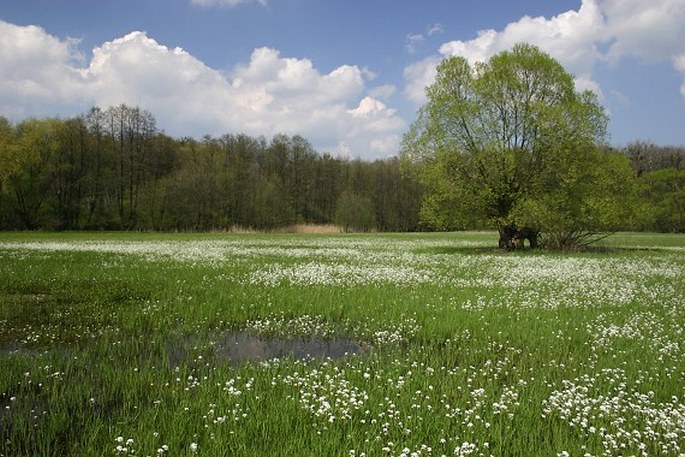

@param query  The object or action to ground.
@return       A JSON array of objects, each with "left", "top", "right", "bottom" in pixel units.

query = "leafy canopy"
[{"left": 401, "top": 43, "right": 638, "bottom": 248}]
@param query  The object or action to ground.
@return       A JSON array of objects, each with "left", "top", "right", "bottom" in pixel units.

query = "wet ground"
[
  {"left": 214, "top": 331, "right": 368, "bottom": 364},
  {"left": 1, "top": 330, "right": 368, "bottom": 367}
]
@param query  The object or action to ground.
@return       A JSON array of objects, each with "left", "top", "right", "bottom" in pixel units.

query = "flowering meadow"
[{"left": 1, "top": 232, "right": 684, "bottom": 456}]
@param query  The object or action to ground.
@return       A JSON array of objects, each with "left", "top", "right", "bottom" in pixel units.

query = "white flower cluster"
[
  {"left": 0, "top": 237, "right": 460, "bottom": 266},
  {"left": 281, "top": 362, "right": 369, "bottom": 424},
  {"left": 492, "top": 385, "right": 520, "bottom": 418},
  {"left": 352, "top": 317, "right": 421, "bottom": 348},
  {"left": 246, "top": 313, "right": 335, "bottom": 338},
  {"left": 426, "top": 251, "right": 684, "bottom": 312},
  {"left": 371, "top": 329, "right": 410, "bottom": 347},
  {"left": 586, "top": 311, "right": 683, "bottom": 361},
  {"left": 452, "top": 441, "right": 479, "bottom": 456},
  {"left": 248, "top": 262, "right": 434, "bottom": 287},
  {"left": 543, "top": 368, "right": 685, "bottom": 455},
  {"left": 114, "top": 436, "right": 135, "bottom": 455}
]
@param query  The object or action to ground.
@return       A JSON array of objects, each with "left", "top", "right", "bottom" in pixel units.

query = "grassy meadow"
[{"left": 1, "top": 231, "right": 684, "bottom": 456}]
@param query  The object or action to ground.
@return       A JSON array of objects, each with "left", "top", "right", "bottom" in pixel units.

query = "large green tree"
[{"left": 401, "top": 43, "right": 635, "bottom": 249}]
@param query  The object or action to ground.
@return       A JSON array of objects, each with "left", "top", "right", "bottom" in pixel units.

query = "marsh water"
[
  {"left": 214, "top": 331, "right": 367, "bottom": 364},
  {"left": 1, "top": 331, "right": 367, "bottom": 367}
]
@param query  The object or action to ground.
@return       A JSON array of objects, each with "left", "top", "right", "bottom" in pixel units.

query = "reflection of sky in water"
[{"left": 215, "top": 331, "right": 367, "bottom": 365}]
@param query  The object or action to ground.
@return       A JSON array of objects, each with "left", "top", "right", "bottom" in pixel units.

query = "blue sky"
[{"left": 1, "top": 0, "right": 684, "bottom": 159}]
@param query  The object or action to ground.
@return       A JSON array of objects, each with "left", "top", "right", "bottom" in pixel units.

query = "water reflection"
[{"left": 215, "top": 331, "right": 367, "bottom": 364}]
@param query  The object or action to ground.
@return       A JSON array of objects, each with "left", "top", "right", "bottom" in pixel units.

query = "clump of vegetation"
[{"left": 401, "top": 44, "right": 648, "bottom": 250}]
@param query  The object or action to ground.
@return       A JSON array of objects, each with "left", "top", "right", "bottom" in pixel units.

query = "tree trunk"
[
  {"left": 498, "top": 224, "right": 517, "bottom": 250},
  {"left": 499, "top": 225, "right": 539, "bottom": 250},
  {"left": 521, "top": 227, "right": 539, "bottom": 249}
]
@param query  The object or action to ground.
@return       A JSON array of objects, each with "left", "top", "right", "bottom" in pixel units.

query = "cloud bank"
[
  {"left": 2, "top": 0, "right": 684, "bottom": 159},
  {"left": 0, "top": 20, "right": 403, "bottom": 159},
  {"left": 404, "top": 0, "right": 685, "bottom": 105}
]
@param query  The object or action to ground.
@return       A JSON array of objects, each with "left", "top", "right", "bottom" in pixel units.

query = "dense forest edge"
[{"left": 0, "top": 104, "right": 683, "bottom": 233}]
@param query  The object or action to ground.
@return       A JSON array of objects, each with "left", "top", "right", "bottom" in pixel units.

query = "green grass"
[{"left": 1, "top": 231, "right": 684, "bottom": 456}]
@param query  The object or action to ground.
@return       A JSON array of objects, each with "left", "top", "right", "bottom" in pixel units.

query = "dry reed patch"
[
  {"left": 276, "top": 224, "right": 343, "bottom": 234},
  {"left": 213, "top": 224, "right": 343, "bottom": 233}
]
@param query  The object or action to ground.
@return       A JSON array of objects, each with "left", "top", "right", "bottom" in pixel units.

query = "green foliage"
[
  {"left": 639, "top": 167, "right": 685, "bottom": 232},
  {"left": 334, "top": 190, "right": 376, "bottom": 232},
  {"left": 401, "top": 43, "right": 634, "bottom": 249},
  {"left": 2, "top": 118, "right": 65, "bottom": 228},
  {"left": 2, "top": 96, "right": 681, "bottom": 237},
  {"left": 512, "top": 149, "right": 643, "bottom": 248},
  {"left": 0, "top": 105, "right": 423, "bottom": 232},
  {"left": 0, "top": 116, "right": 19, "bottom": 186},
  {"left": 253, "top": 178, "right": 296, "bottom": 229}
]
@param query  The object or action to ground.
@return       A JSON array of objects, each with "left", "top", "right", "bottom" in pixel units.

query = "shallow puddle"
[
  {"left": 0, "top": 344, "right": 52, "bottom": 358},
  {"left": 214, "top": 331, "right": 367, "bottom": 364}
]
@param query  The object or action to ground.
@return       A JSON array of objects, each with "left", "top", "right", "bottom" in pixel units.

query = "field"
[{"left": 1, "top": 231, "right": 684, "bottom": 457}]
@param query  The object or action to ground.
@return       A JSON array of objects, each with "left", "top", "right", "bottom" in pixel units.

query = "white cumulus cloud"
[
  {"left": 404, "top": 0, "right": 685, "bottom": 105},
  {"left": 0, "top": 21, "right": 88, "bottom": 117},
  {"left": 403, "top": 55, "right": 442, "bottom": 104},
  {"left": 0, "top": 20, "right": 405, "bottom": 159},
  {"left": 674, "top": 54, "right": 685, "bottom": 98},
  {"left": 602, "top": 0, "right": 685, "bottom": 63},
  {"left": 406, "top": 0, "right": 606, "bottom": 104}
]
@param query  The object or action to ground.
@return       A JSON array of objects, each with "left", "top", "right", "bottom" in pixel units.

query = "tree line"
[
  {"left": 0, "top": 103, "right": 682, "bottom": 235},
  {"left": 0, "top": 105, "right": 422, "bottom": 232},
  {"left": 622, "top": 141, "right": 685, "bottom": 233}
]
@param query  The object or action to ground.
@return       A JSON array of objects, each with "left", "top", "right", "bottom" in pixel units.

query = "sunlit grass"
[{"left": 1, "top": 232, "right": 684, "bottom": 456}]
